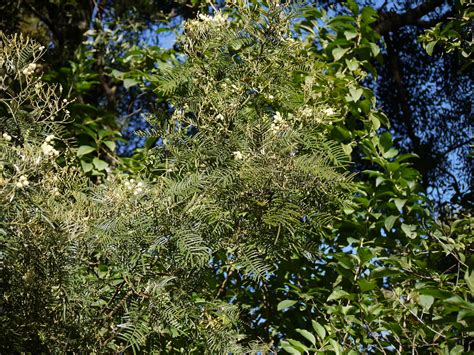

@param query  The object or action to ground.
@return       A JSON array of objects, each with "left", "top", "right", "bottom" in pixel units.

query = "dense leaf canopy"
[{"left": 1, "top": 0, "right": 472, "bottom": 353}]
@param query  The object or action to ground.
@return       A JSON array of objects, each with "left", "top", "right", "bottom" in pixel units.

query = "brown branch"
[
  {"left": 216, "top": 267, "right": 236, "bottom": 298},
  {"left": 374, "top": 0, "right": 445, "bottom": 35}
]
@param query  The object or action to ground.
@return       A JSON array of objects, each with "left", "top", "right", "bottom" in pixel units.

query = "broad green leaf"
[
  {"left": 296, "top": 329, "right": 316, "bottom": 346},
  {"left": 369, "top": 43, "right": 380, "bottom": 57},
  {"left": 361, "top": 6, "right": 378, "bottom": 24},
  {"left": 383, "top": 148, "right": 398, "bottom": 158},
  {"left": 329, "top": 339, "right": 342, "bottom": 355},
  {"left": 281, "top": 345, "right": 301, "bottom": 355},
  {"left": 111, "top": 69, "right": 125, "bottom": 80},
  {"left": 379, "top": 132, "right": 393, "bottom": 151},
  {"left": 124, "top": 78, "right": 139, "bottom": 89},
  {"left": 393, "top": 198, "right": 407, "bottom": 213},
  {"left": 98, "top": 129, "right": 116, "bottom": 139},
  {"left": 448, "top": 345, "right": 466, "bottom": 355},
  {"left": 370, "top": 112, "right": 381, "bottom": 130},
  {"left": 345, "top": 58, "right": 360, "bottom": 71},
  {"left": 375, "top": 176, "right": 385, "bottom": 187},
  {"left": 419, "top": 294, "right": 434, "bottom": 310},
  {"left": 280, "top": 341, "right": 302, "bottom": 355},
  {"left": 358, "top": 278, "right": 377, "bottom": 292},
  {"left": 103, "top": 140, "right": 116, "bottom": 151},
  {"left": 384, "top": 215, "right": 398, "bottom": 231},
  {"left": 401, "top": 223, "right": 417, "bottom": 239},
  {"left": 332, "top": 47, "right": 350, "bottom": 61},
  {"left": 92, "top": 157, "right": 109, "bottom": 171},
  {"left": 278, "top": 300, "right": 297, "bottom": 311},
  {"left": 425, "top": 40, "right": 438, "bottom": 56},
  {"left": 418, "top": 288, "right": 452, "bottom": 299},
  {"left": 287, "top": 339, "right": 309, "bottom": 352},
  {"left": 327, "top": 289, "right": 350, "bottom": 302},
  {"left": 77, "top": 145, "right": 96, "bottom": 157},
  {"left": 347, "top": 86, "right": 363, "bottom": 102},
  {"left": 312, "top": 320, "right": 326, "bottom": 340},
  {"left": 344, "top": 30, "right": 358, "bottom": 40},
  {"left": 80, "top": 160, "right": 93, "bottom": 173},
  {"left": 346, "top": 0, "right": 359, "bottom": 14}
]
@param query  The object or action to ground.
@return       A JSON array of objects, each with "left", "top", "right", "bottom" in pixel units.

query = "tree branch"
[{"left": 374, "top": 0, "right": 445, "bottom": 35}]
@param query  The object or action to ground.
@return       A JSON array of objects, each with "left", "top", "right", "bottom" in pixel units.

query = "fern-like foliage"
[{"left": 139, "top": 1, "right": 355, "bottom": 282}]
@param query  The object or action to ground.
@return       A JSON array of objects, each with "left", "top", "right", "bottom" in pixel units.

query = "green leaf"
[
  {"left": 358, "top": 279, "right": 377, "bottom": 292},
  {"left": 393, "top": 198, "right": 407, "bottom": 213},
  {"left": 80, "top": 160, "right": 93, "bottom": 173},
  {"left": 123, "top": 78, "right": 139, "bottom": 89},
  {"left": 111, "top": 69, "right": 125, "bottom": 80},
  {"left": 98, "top": 129, "right": 116, "bottom": 139},
  {"left": 281, "top": 344, "right": 301, "bottom": 355},
  {"left": 287, "top": 339, "right": 309, "bottom": 352},
  {"left": 312, "top": 320, "right": 326, "bottom": 340},
  {"left": 341, "top": 143, "right": 353, "bottom": 156},
  {"left": 103, "top": 140, "right": 116, "bottom": 151},
  {"left": 383, "top": 148, "right": 398, "bottom": 159},
  {"left": 384, "top": 215, "right": 398, "bottom": 231},
  {"left": 418, "top": 288, "right": 452, "bottom": 299},
  {"left": 92, "top": 157, "right": 109, "bottom": 171},
  {"left": 379, "top": 132, "right": 393, "bottom": 151},
  {"left": 329, "top": 339, "right": 342, "bottom": 355},
  {"left": 332, "top": 47, "right": 350, "bottom": 61},
  {"left": 369, "top": 43, "right": 380, "bottom": 57},
  {"left": 346, "top": 0, "right": 359, "bottom": 14},
  {"left": 296, "top": 329, "right": 316, "bottom": 346},
  {"left": 361, "top": 6, "right": 378, "bottom": 24},
  {"left": 344, "top": 30, "right": 358, "bottom": 40},
  {"left": 401, "top": 223, "right": 417, "bottom": 239},
  {"left": 345, "top": 58, "right": 360, "bottom": 71},
  {"left": 278, "top": 300, "right": 297, "bottom": 311},
  {"left": 465, "top": 270, "right": 474, "bottom": 295},
  {"left": 347, "top": 86, "right": 363, "bottom": 102},
  {"left": 77, "top": 145, "right": 96, "bottom": 157},
  {"left": 369, "top": 112, "right": 381, "bottom": 130},
  {"left": 419, "top": 294, "right": 434, "bottom": 310},
  {"left": 327, "top": 289, "right": 350, "bottom": 302},
  {"left": 425, "top": 40, "right": 438, "bottom": 56},
  {"left": 375, "top": 176, "right": 385, "bottom": 187}
]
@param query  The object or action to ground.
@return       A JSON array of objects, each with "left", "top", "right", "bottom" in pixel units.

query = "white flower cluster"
[
  {"left": 22, "top": 63, "right": 37, "bottom": 76},
  {"left": 40, "top": 135, "right": 59, "bottom": 157},
  {"left": 232, "top": 151, "right": 244, "bottom": 160},
  {"left": 323, "top": 107, "right": 335, "bottom": 116},
  {"left": 2, "top": 132, "right": 12, "bottom": 141},
  {"left": 198, "top": 12, "right": 228, "bottom": 25},
  {"left": 301, "top": 106, "right": 313, "bottom": 118},
  {"left": 16, "top": 175, "right": 30, "bottom": 188},
  {"left": 124, "top": 179, "right": 145, "bottom": 195},
  {"left": 270, "top": 111, "right": 288, "bottom": 133}
]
